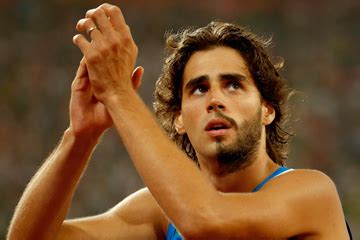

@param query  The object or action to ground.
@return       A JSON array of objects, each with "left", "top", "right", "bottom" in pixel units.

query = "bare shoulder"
[
  {"left": 263, "top": 168, "right": 342, "bottom": 212},
  {"left": 266, "top": 168, "right": 338, "bottom": 191},
  {"left": 109, "top": 187, "right": 168, "bottom": 235},
  {"left": 110, "top": 187, "right": 166, "bottom": 219},
  {"left": 261, "top": 169, "right": 348, "bottom": 237},
  {"left": 60, "top": 188, "right": 168, "bottom": 239}
]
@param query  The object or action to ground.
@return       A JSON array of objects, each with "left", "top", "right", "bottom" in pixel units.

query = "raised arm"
[
  {"left": 7, "top": 59, "right": 112, "bottom": 239},
  {"left": 7, "top": 57, "right": 158, "bottom": 239}
]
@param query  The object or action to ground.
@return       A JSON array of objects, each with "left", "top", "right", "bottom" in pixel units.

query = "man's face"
[{"left": 175, "top": 46, "right": 273, "bottom": 169}]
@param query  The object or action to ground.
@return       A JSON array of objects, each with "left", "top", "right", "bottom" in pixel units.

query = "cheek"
[
  {"left": 233, "top": 93, "right": 261, "bottom": 111},
  {"left": 181, "top": 101, "right": 203, "bottom": 132},
  {"left": 182, "top": 109, "right": 200, "bottom": 128}
]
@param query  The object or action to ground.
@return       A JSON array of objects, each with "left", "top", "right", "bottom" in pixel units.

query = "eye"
[
  {"left": 192, "top": 85, "right": 208, "bottom": 95},
  {"left": 227, "top": 80, "right": 242, "bottom": 90}
]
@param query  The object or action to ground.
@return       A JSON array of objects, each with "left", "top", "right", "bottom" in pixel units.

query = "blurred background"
[{"left": 1, "top": 0, "right": 359, "bottom": 238}]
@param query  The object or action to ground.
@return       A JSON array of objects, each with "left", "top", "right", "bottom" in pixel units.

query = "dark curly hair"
[{"left": 154, "top": 21, "right": 293, "bottom": 166}]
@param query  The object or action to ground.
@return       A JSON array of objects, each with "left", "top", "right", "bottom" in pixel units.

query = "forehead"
[{"left": 182, "top": 46, "right": 252, "bottom": 86}]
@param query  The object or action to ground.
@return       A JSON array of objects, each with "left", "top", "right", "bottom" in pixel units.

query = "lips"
[{"left": 205, "top": 119, "right": 232, "bottom": 137}]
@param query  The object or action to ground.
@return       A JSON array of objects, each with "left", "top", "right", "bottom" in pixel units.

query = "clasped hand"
[
  {"left": 73, "top": 3, "right": 140, "bottom": 103},
  {"left": 69, "top": 3, "right": 143, "bottom": 138}
]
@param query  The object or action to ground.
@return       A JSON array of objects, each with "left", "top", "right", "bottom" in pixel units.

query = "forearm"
[
  {"left": 72, "top": 3, "right": 217, "bottom": 235},
  {"left": 8, "top": 128, "right": 100, "bottom": 240},
  {"left": 105, "top": 93, "right": 217, "bottom": 232}
]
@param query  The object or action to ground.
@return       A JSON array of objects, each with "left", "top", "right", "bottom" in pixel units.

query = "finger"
[
  {"left": 73, "top": 59, "right": 88, "bottom": 86},
  {"left": 99, "top": 3, "right": 126, "bottom": 32},
  {"left": 71, "top": 59, "right": 93, "bottom": 101},
  {"left": 131, "top": 66, "right": 144, "bottom": 90},
  {"left": 86, "top": 8, "right": 113, "bottom": 35},
  {"left": 76, "top": 59, "right": 90, "bottom": 91},
  {"left": 74, "top": 58, "right": 87, "bottom": 79},
  {"left": 73, "top": 34, "right": 92, "bottom": 56},
  {"left": 76, "top": 18, "right": 102, "bottom": 41},
  {"left": 72, "top": 60, "right": 88, "bottom": 90},
  {"left": 71, "top": 77, "right": 93, "bottom": 103}
]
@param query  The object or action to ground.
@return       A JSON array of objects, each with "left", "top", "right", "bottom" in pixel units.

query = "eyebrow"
[
  {"left": 184, "top": 75, "right": 209, "bottom": 92},
  {"left": 184, "top": 73, "right": 247, "bottom": 92},
  {"left": 220, "top": 73, "right": 247, "bottom": 82}
]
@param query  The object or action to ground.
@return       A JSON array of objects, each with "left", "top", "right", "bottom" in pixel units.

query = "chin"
[
  {"left": 197, "top": 146, "right": 218, "bottom": 159},
  {"left": 214, "top": 135, "right": 234, "bottom": 145}
]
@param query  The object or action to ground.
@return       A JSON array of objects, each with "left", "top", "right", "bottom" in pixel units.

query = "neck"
[{"left": 198, "top": 152, "right": 279, "bottom": 193}]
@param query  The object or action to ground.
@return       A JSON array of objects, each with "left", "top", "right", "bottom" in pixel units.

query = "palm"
[
  {"left": 69, "top": 61, "right": 112, "bottom": 137},
  {"left": 71, "top": 94, "right": 112, "bottom": 135},
  {"left": 69, "top": 59, "right": 143, "bottom": 137}
]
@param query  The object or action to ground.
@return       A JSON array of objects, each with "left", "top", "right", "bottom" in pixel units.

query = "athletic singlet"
[{"left": 165, "top": 166, "right": 292, "bottom": 240}]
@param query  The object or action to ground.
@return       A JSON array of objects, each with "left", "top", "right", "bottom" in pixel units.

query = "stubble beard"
[{"left": 215, "top": 107, "right": 262, "bottom": 174}]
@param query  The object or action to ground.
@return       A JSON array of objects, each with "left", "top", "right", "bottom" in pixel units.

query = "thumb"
[
  {"left": 131, "top": 66, "right": 144, "bottom": 90},
  {"left": 71, "top": 58, "right": 93, "bottom": 101},
  {"left": 72, "top": 58, "right": 89, "bottom": 92},
  {"left": 74, "top": 58, "right": 87, "bottom": 80}
]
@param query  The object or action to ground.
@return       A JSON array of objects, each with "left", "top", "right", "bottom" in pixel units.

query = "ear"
[
  {"left": 262, "top": 102, "right": 276, "bottom": 126},
  {"left": 174, "top": 111, "right": 186, "bottom": 135}
]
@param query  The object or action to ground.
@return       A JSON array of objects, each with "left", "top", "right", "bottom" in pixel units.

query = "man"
[{"left": 8, "top": 3, "right": 350, "bottom": 239}]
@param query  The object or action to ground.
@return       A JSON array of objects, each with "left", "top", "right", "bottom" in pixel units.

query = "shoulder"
[
  {"left": 263, "top": 168, "right": 338, "bottom": 194},
  {"left": 262, "top": 169, "right": 341, "bottom": 209},
  {"left": 60, "top": 188, "right": 169, "bottom": 239},
  {"left": 109, "top": 188, "right": 169, "bottom": 237},
  {"left": 260, "top": 169, "right": 346, "bottom": 236},
  {"left": 111, "top": 187, "right": 159, "bottom": 212}
]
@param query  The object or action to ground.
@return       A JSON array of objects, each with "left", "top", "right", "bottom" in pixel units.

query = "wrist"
[
  {"left": 103, "top": 88, "right": 138, "bottom": 112},
  {"left": 65, "top": 127, "right": 103, "bottom": 147}
]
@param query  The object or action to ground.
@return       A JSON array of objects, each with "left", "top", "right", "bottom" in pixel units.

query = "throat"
[
  {"left": 201, "top": 156, "right": 279, "bottom": 193},
  {"left": 200, "top": 158, "right": 255, "bottom": 192},
  {"left": 209, "top": 170, "right": 252, "bottom": 193}
]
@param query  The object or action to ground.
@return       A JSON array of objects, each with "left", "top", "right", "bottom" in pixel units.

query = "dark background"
[{"left": 1, "top": 0, "right": 359, "bottom": 237}]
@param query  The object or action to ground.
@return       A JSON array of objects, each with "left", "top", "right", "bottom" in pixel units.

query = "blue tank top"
[{"left": 166, "top": 166, "right": 292, "bottom": 240}]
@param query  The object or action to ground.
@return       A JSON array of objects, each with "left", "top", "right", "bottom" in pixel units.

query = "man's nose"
[{"left": 207, "top": 98, "right": 225, "bottom": 113}]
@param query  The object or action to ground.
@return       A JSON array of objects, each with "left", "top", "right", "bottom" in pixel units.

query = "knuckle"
[
  {"left": 83, "top": 18, "right": 94, "bottom": 28},
  {"left": 124, "top": 25, "right": 133, "bottom": 38},
  {"left": 109, "top": 5, "right": 120, "bottom": 14},
  {"left": 98, "top": 45, "right": 110, "bottom": 57},
  {"left": 133, "top": 44, "right": 138, "bottom": 55},
  {"left": 93, "top": 8, "right": 105, "bottom": 18},
  {"left": 124, "top": 24, "right": 130, "bottom": 32},
  {"left": 86, "top": 51, "right": 101, "bottom": 64},
  {"left": 85, "top": 9, "right": 95, "bottom": 18},
  {"left": 121, "top": 27, "right": 131, "bottom": 41},
  {"left": 122, "top": 33, "right": 133, "bottom": 45},
  {"left": 100, "top": 3, "right": 120, "bottom": 12},
  {"left": 100, "top": 2, "right": 111, "bottom": 7},
  {"left": 131, "top": 44, "right": 138, "bottom": 57},
  {"left": 102, "top": 33, "right": 117, "bottom": 48},
  {"left": 107, "top": 33, "right": 119, "bottom": 45}
]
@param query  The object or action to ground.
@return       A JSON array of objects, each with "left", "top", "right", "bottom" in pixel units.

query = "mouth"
[{"left": 205, "top": 119, "right": 232, "bottom": 137}]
